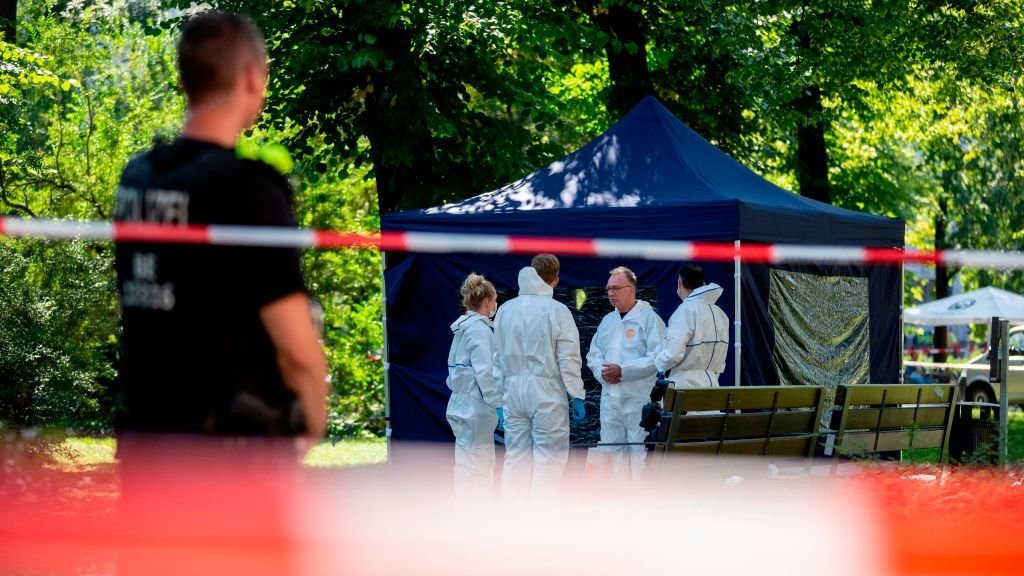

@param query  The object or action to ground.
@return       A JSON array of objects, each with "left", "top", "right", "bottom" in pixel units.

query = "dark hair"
[
  {"left": 178, "top": 11, "right": 266, "bottom": 104},
  {"left": 679, "top": 265, "right": 705, "bottom": 290},
  {"left": 531, "top": 253, "right": 560, "bottom": 285}
]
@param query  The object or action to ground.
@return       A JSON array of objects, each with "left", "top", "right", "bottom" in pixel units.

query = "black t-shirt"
[{"left": 113, "top": 138, "right": 306, "bottom": 435}]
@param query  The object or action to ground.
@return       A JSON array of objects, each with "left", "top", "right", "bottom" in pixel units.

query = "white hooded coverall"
[
  {"left": 495, "top": 267, "right": 585, "bottom": 497},
  {"left": 446, "top": 311, "right": 501, "bottom": 497},
  {"left": 654, "top": 283, "right": 730, "bottom": 389},
  {"left": 587, "top": 300, "right": 665, "bottom": 479}
]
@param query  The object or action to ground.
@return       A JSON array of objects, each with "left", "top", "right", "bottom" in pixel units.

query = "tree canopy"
[{"left": 2, "top": 0, "right": 1023, "bottom": 433}]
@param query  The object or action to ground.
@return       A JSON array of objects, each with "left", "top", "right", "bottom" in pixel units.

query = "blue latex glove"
[
  {"left": 571, "top": 398, "right": 586, "bottom": 423},
  {"left": 494, "top": 407, "right": 506, "bottom": 445}
]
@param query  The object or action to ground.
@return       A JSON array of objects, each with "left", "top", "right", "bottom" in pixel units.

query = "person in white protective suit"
[
  {"left": 587, "top": 266, "right": 665, "bottom": 480},
  {"left": 494, "top": 254, "right": 586, "bottom": 499},
  {"left": 655, "top": 265, "right": 729, "bottom": 390},
  {"left": 446, "top": 274, "right": 501, "bottom": 499}
]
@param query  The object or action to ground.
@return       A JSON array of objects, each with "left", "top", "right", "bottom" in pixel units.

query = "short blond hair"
[
  {"left": 609, "top": 266, "right": 636, "bottom": 287},
  {"left": 531, "top": 253, "right": 560, "bottom": 285},
  {"left": 460, "top": 273, "right": 495, "bottom": 311}
]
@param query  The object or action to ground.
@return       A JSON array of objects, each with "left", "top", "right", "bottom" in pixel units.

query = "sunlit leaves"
[
  {"left": 0, "top": 238, "right": 119, "bottom": 429},
  {"left": 0, "top": 40, "right": 69, "bottom": 100}
]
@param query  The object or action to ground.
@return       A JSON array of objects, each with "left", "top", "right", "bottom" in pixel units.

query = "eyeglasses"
[{"left": 604, "top": 285, "right": 633, "bottom": 294}]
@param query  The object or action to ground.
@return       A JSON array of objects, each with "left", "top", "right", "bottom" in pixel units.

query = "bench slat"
[
  {"left": 842, "top": 406, "right": 950, "bottom": 430},
  {"left": 842, "top": 384, "right": 956, "bottom": 405},
  {"left": 668, "top": 411, "right": 819, "bottom": 441},
  {"left": 669, "top": 435, "right": 817, "bottom": 457},
  {"left": 837, "top": 429, "right": 948, "bottom": 453},
  {"left": 665, "top": 386, "right": 823, "bottom": 412}
]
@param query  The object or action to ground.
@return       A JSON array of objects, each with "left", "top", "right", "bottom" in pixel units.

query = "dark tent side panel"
[{"left": 741, "top": 263, "right": 902, "bottom": 389}]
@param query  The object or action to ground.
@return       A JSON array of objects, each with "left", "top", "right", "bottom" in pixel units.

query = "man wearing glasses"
[{"left": 586, "top": 266, "right": 665, "bottom": 479}]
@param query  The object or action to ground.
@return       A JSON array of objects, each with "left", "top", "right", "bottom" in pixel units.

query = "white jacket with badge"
[
  {"left": 655, "top": 283, "right": 730, "bottom": 389},
  {"left": 587, "top": 299, "right": 665, "bottom": 480},
  {"left": 587, "top": 300, "right": 665, "bottom": 399}
]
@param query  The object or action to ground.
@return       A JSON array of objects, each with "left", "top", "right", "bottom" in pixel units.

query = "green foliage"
[
  {"left": 0, "top": 39, "right": 70, "bottom": 96},
  {"left": 900, "top": 71, "right": 1024, "bottom": 298},
  {"left": 244, "top": 123, "right": 385, "bottom": 438},
  {"left": 192, "top": 0, "right": 602, "bottom": 211},
  {"left": 297, "top": 153, "right": 385, "bottom": 438},
  {"left": 0, "top": 239, "right": 118, "bottom": 429},
  {"left": 2, "top": 0, "right": 182, "bottom": 220},
  {"left": 1, "top": 1, "right": 180, "bottom": 430}
]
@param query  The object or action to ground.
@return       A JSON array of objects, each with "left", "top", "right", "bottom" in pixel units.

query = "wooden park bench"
[
  {"left": 828, "top": 383, "right": 958, "bottom": 471},
  {"left": 655, "top": 385, "right": 827, "bottom": 458}
]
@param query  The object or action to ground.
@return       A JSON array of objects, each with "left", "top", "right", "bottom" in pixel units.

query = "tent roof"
[
  {"left": 904, "top": 286, "right": 1024, "bottom": 326},
  {"left": 383, "top": 96, "right": 903, "bottom": 246}
]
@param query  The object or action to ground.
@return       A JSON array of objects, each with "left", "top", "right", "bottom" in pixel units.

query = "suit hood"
[
  {"left": 449, "top": 311, "right": 491, "bottom": 334},
  {"left": 517, "top": 266, "right": 553, "bottom": 296},
  {"left": 686, "top": 283, "right": 724, "bottom": 305}
]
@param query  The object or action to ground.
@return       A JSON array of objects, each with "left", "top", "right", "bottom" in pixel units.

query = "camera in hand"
[{"left": 639, "top": 373, "right": 673, "bottom": 432}]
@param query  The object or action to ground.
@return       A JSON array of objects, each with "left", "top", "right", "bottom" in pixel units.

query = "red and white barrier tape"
[
  {"left": 904, "top": 360, "right": 1024, "bottom": 372},
  {"left": 3, "top": 215, "right": 1024, "bottom": 267},
  {"left": 904, "top": 347, "right": 979, "bottom": 356}
]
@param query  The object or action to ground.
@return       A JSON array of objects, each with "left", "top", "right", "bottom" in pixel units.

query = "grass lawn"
[
  {"left": 303, "top": 438, "right": 387, "bottom": 467},
  {"left": 38, "top": 407, "right": 1024, "bottom": 469},
  {"left": 902, "top": 406, "right": 1024, "bottom": 465},
  {"left": 50, "top": 436, "right": 387, "bottom": 468}
]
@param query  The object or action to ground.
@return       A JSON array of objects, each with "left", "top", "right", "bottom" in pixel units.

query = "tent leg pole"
[
  {"left": 382, "top": 252, "right": 392, "bottom": 463},
  {"left": 899, "top": 260, "right": 904, "bottom": 384},
  {"left": 734, "top": 240, "right": 742, "bottom": 387},
  {"left": 999, "top": 319, "right": 1009, "bottom": 468}
]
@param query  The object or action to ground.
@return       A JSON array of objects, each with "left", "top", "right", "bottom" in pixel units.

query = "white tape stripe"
[
  {"left": 4, "top": 218, "right": 113, "bottom": 240},
  {"left": 594, "top": 239, "right": 694, "bottom": 260},
  {"left": 944, "top": 250, "right": 1024, "bottom": 269},
  {"left": 209, "top": 226, "right": 316, "bottom": 248},
  {"left": 403, "top": 232, "right": 510, "bottom": 253},
  {"left": 772, "top": 245, "right": 867, "bottom": 265}
]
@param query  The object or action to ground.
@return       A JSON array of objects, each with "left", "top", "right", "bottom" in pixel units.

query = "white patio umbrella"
[{"left": 904, "top": 286, "right": 1024, "bottom": 326}]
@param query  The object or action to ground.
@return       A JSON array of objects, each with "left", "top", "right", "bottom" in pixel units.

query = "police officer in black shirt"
[{"left": 113, "top": 12, "right": 328, "bottom": 451}]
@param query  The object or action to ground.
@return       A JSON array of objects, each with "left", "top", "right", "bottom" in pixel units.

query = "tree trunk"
[
  {"left": 933, "top": 198, "right": 949, "bottom": 364},
  {"left": 792, "top": 12, "right": 831, "bottom": 205},
  {"left": 794, "top": 85, "right": 832, "bottom": 204},
  {"left": 360, "top": 23, "right": 435, "bottom": 214},
  {"left": 584, "top": 0, "right": 653, "bottom": 118},
  {"left": 0, "top": 0, "right": 15, "bottom": 44}
]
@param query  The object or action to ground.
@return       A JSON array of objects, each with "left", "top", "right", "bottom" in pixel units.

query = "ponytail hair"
[{"left": 460, "top": 273, "right": 496, "bottom": 312}]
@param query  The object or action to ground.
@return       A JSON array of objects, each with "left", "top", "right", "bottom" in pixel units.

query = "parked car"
[{"left": 958, "top": 325, "right": 1024, "bottom": 405}]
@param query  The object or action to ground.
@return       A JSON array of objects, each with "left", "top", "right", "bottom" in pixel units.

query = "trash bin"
[{"left": 950, "top": 402, "right": 999, "bottom": 465}]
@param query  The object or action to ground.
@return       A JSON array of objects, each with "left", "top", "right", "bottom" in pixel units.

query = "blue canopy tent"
[{"left": 381, "top": 96, "right": 904, "bottom": 443}]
